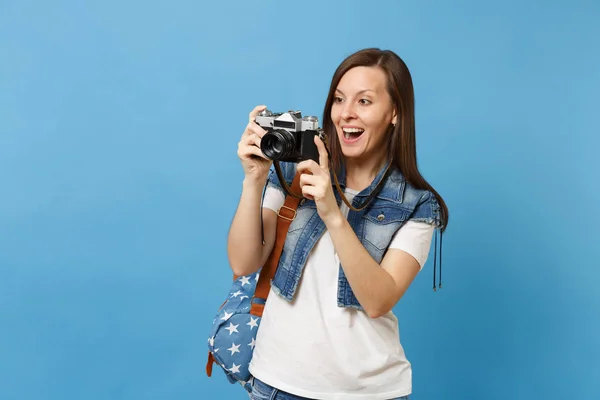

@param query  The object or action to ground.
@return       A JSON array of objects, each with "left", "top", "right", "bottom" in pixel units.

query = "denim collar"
[{"left": 332, "top": 159, "right": 402, "bottom": 202}]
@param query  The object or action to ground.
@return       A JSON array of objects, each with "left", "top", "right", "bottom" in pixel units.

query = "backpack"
[{"left": 205, "top": 173, "right": 301, "bottom": 393}]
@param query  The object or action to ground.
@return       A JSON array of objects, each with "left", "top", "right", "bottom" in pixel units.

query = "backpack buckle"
[{"left": 278, "top": 205, "right": 296, "bottom": 221}]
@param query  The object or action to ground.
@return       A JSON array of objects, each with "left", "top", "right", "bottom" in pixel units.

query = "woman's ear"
[{"left": 391, "top": 109, "right": 398, "bottom": 126}]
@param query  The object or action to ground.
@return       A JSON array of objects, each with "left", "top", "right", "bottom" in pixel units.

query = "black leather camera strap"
[{"left": 273, "top": 156, "right": 391, "bottom": 213}]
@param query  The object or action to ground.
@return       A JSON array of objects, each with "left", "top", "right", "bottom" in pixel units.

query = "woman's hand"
[
  {"left": 297, "top": 136, "right": 343, "bottom": 227},
  {"left": 237, "top": 105, "right": 272, "bottom": 183}
]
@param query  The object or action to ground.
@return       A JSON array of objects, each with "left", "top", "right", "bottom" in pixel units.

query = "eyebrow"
[{"left": 335, "top": 89, "right": 376, "bottom": 96}]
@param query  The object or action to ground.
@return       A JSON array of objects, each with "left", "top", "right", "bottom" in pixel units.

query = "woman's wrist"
[
  {"left": 323, "top": 209, "right": 345, "bottom": 230},
  {"left": 242, "top": 173, "right": 268, "bottom": 189}
]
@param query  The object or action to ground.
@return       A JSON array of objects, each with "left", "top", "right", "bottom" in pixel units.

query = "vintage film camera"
[{"left": 255, "top": 109, "right": 323, "bottom": 163}]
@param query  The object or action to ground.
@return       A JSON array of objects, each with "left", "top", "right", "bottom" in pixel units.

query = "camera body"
[{"left": 256, "top": 109, "right": 322, "bottom": 163}]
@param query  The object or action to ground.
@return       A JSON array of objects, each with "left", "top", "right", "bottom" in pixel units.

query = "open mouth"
[{"left": 341, "top": 127, "right": 365, "bottom": 143}]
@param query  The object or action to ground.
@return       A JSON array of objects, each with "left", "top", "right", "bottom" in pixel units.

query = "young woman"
[{"left": 228, "top": 48, "right": 449, "bottom": 400}]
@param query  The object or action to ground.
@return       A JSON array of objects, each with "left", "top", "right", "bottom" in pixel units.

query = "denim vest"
[{"left": 264, "top": 160, "right": 442, "bottom": 311}]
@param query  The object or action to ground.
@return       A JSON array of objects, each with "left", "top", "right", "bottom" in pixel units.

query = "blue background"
[{"left": 1, "top": 0, "right": 598, "bottom": 399}]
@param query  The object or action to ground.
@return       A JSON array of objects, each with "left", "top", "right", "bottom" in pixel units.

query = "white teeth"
[{"left": 342, "top": 128, "right": 364, "bottom": 133}]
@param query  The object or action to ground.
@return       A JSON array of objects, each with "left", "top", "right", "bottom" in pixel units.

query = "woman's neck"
[{"left": 344, "top": 158, "right": 387, "bottom": 192}]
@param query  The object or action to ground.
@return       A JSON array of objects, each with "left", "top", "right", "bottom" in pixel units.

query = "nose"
[{"left": 341, "top": 102, "right": 357, "bottom": 120}]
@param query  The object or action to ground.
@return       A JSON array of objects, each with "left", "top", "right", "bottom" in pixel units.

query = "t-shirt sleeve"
[
  {"left": 388, "top": 221, "right": 435, "bottom": 270},
  {"left": 262, "top": 185, "right": 285, "bottom": 213}
]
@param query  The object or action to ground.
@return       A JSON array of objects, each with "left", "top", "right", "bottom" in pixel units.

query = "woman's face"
[{"left": 331, "top": 66, "right": 397, "bottom": 166}]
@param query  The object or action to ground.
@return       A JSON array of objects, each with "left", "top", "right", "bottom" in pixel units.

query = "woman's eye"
[
  {"left": 359, "top": 99, "right": 372, "bottom": 105},
  {"left": 334, "top": 96, "right": 343, "bottom": 103}
]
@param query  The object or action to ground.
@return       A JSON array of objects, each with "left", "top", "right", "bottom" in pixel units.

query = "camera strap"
[
  {"left": 273, "top": 158, "right": 391, "bottom": 213},
  {"left": 331, "top": 161, "right": 391, "bottom": 212}
]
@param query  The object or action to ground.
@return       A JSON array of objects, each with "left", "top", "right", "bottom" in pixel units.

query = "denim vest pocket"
[{"left": 362, "top": 206, "right": 411, "bottom": 252}]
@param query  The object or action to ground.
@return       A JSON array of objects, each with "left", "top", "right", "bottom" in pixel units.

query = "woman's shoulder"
[{"left": 386, "top": 168, "right": 442, "bottom": 227}]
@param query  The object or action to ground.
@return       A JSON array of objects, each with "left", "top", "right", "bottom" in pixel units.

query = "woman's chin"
[{"left": 340, "top": 146, "right": 365, "bottom": 159}]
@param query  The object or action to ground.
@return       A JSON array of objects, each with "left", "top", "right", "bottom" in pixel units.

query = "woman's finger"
[
  {"left": 299, "top": 173, "right": 317, "bottom": 188},
  {"left": 314, "top": 136, "right": 329, "bottom": 171},
  {"left": 244, "top": 132, "right": 260, "bottom": 147},
  {"left": 242, "top": 122, "right": 267, "bottom": 140},
  {"left": 297, "top": 160, "right": 321, "bottom": 176},
  {"left": 301, "top": 185, "right": 315, "bottom": 200},
  {"left": 248, "top": 105, "right": 267, "bottom": 124},
  {"left": 241, "top": 144, "right": 269, "bottom": 160},
  {"left": 248, "top": 123, "right": 267, "bottom": 138}
]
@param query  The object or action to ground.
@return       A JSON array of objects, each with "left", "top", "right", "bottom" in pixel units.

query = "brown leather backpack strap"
[
  {"left": 250, "top": 172, "right": 302, "bottom": 317},
  {"left": 206, "top": 352, "right": 215, "bottom": 377}
]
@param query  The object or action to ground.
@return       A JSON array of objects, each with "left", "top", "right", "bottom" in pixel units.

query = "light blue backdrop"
[{"left": 1, "top": 0, "right": 598, "bottom": 399}]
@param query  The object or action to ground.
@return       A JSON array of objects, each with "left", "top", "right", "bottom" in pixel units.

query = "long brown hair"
[{"left": 322, "top": 48, "right": 449, "bottom": 230}]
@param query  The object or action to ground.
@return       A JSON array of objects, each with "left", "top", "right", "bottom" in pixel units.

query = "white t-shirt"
[{"left": 248, "top": 186, "right": 434, "bottom": 399}]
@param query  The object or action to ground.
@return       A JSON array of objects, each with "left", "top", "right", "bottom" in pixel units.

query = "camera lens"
[{"left": 261, "top": 129, "right": 295, "bottom": 161}]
